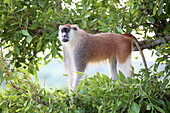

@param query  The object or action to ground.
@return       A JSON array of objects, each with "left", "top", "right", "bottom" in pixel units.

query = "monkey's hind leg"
[
  {"left": 109, "top": 57, "right": 118, "bottom": 80},
  {"left": 117, "top": 55, "right": 132, "bottom": 78}
]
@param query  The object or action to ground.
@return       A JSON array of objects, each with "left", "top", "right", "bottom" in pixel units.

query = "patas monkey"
[{"left": 58, "top": 24, "right": 147, "bottom": 93}]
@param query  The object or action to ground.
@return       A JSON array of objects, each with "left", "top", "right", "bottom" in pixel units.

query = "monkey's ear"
[
  {"left": 72, "top": 28, "right": 77, "bottom": 30},
  {"left": 72, "top": 24, "right": 78, "bottom": 28},
  {"left": 71, "top": 24, "right": 79, "bottom": 30}
]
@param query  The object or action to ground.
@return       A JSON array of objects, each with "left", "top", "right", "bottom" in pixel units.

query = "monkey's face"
[{"left": 58, "top": 24, "right": 78, "bottom": 44}]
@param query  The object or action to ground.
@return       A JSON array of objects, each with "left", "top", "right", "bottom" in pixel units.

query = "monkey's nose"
[
  {"left": 62, "top": 38, "right": 69, "bottom": 42},
  {"left": 63, "top": 34, "right": 66, "bottom": 38}
]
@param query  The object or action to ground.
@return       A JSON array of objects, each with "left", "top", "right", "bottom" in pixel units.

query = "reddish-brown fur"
[
  {"left": 63, "top": 24, "right": 71, "bottom": 27},
  {"left": 79, "top": 29, "right": 132, "bottom": 64}
]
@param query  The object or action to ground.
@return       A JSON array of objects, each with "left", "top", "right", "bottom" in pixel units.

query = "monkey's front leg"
[
  {"left": 63, "top": 47, "right": 74, "bottom": 93},
  {"left": 72, "top": 53, "right": 87, "bottom": 92}
]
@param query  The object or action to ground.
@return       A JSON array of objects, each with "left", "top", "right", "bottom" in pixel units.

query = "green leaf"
[
  {"left": 153, "top": 4, "right": 157, "bottom": 16},
  {"left": 153, "top": 105, "right": 165, "bottom": 113},
  {"left": 149, "top": 2, "right": 153, "bottom": 9},
  {"left": 14, "top": 46, "right": 20, "bottom": 55},
  {"left": 52, "top": 49, "right": 58, "bottom": 57},
  {"left": 17, "top": 6, "right": 27, "bottom": 12},
  {"left": 76, "top": 72, "right": 85, "bottom": 75},
  {"left": 148, "top": 16, "right": 155, "bottom": 23},
  {"left": 24, "top": 100, "right": 28, "bottom": 106},
  {"left": 1, "top": 14, "right": 5, "bottom": 20},
  {"left": 118, "top": 71, "right": 126, "bottom": 82},
  {"left": 130, "top": 8, "right": 135, "bottom": 14},
  {"left": 130, "top": 4, "right": 138, "bottom": 14},
  {"left": 11, "top": 22, "right": 19, "bottom": 26},
  {"left": 5, "top": 106, "right": 8, "bottom": 113},
  {"left": 44, "top": 53, "right": 51, "bottom": 60},
  {"left": 0, "top": 70, "right": 3, "bottom": 85},
  {"left": 126, "top": 0, "right": 134, "bottom": 6},
  {"left": 162, "top": 79, "right": 169, "bottom": 89},
  {"left": 75, "top": 17, "right": 84, "bottom": 21},
  {"left": 147, "top": 104, "right": 151, "bottom": 110},
  {"left": 16, "top": 109, "right": 22, "bottom": 112},
  {"left": 5, "top": 51, "right": 13, "bottom": 58},
  {"left": 63, "top": 74, "right": 68, "bottom": 76},
  {"left": 22, "top": 94, "right": 28, "bottom": 97},
  {"left": 131, "top": 102, "right": 140, "bottom": 113},
  {"left": 22, "top": 30, "right": 29, "bottom": 36},
  {"left": 138, "top": 16, "right": 144, "bottom": 25},
  {"left": 5, "top": 83, "right": 11, "bottom": 88},
  {"left": 36, "top": 39, "right": 42, "bottom": 50},
  {"left": 77, "top": 80, "right": 83, "bottom": 92},
  {"left": 35, "top": 73, "right": 39, "bottom": 85},
  {"left": 38, "top": 0, "right": 44, "bottom": 8},
  {"left": 26, "top": 35, "right": 32, "bottom": 43},
  {"left": 98, "top": 21, "right": 107, "bottom": 26},
  {"left": 115, "top": 80, "right": 120, "bottom": 86},
  {"left": 31, "top": 22, "right": 39, "bottom": 30},
  {"left": 99, "top": 27, "right": 108, "bottom": 32},
  {"left": 116, "top": 27, "right": 124, "bottom": 33},
  {"left": 0, "top": 101, "right": 6, "bottom": 107},
  {"left": 158, "top": 0, "right": 163, "bottom": 16},
  {"left": 46, "top": 31, "right": 58, "bottom": 39},
  {"left": 84, "top": 13, "right": 90, "bottom": 18},
  {"left": 82, "top": 20, "right": 87, "bottom": 28}
]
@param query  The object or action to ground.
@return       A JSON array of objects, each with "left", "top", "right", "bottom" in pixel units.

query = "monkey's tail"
[{"left": 123, "top": 33, "right": 148, "bottom": 69}]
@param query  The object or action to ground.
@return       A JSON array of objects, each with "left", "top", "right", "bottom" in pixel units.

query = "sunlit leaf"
[
  {"left": 115, "top": 80, "right": 119, "bottom": 86},
  {"left": 22, "top": 30, "right": 29, "bottom": 36},
  {"left": 116, "top": 27, "right": 124, "bottom": 33},
  {"left": 26, "top": 35, "right": 32, "bottom": 43},
  {"left": 153, "top": 4, "right": 157, "bottom": 16},
  {"left": 35, "top": 74, "right": 39, "bottom": 85},
  {"left": 147, "top": 104, "right": 151, "bottom": 110},
  {"left": 5, "top": 84, "right": 11, "bottom": 88},
  {"left": 126, "top": 0, "right": 134, "bottom": 6},
  {"left": 17, "top": 6, "right": 27, "bottom": 12},
  {"left": 98, "top": 21, "right": 107, "bottom": 26},
  {"left": 77, "top": 80, "right": 83, "bottom": 92},
  {"left": 131, "top": 102, "right": 140, "bottom": 113}
]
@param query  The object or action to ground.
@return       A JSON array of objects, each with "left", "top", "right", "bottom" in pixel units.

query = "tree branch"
[{"left": 133, "top": 36, "right": 170, "bottom": 51}]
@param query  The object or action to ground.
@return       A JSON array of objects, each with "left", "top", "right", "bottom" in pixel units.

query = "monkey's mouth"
[{"left": 62, "top": 38, "right": 69, "bottom": 42}]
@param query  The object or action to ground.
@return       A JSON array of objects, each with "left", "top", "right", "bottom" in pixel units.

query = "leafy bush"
[
  {"left": 75, "top": 72, "right": 169, "bottom": 113},
  {"left": 0, "top": 58, "right": 169, "bottom": 113}
]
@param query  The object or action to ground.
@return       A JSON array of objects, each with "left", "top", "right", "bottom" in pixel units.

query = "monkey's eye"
[
  {"left": 66, "top": 28, "right": 70, "bottom": 32},
  {"left": 61, "top": 28, "right": 70, "bottom": 33},
  {"left": 73, "top": 28, "right": 77, "bottom": 30}
]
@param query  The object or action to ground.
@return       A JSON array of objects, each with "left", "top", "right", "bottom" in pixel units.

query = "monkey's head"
[{"left": 58, "top": 24, "right": 79, "bottom": 44}]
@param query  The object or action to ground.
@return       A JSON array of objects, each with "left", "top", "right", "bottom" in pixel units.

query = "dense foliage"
[
  {"left": 0, "top": 63, "right": 169, "bottom": 112},
  {"left": 0, "top": 0, "right": 169, "bottom": 112}
]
